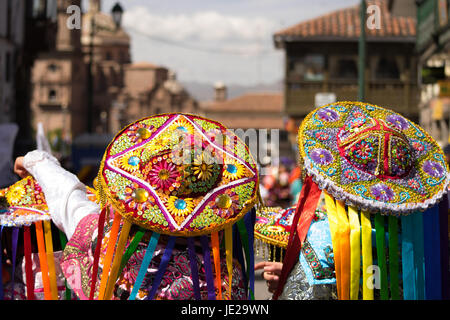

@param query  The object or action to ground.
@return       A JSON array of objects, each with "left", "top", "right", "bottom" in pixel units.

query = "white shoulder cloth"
[{"left": 23, "top": 150, "right": 100, "bottom": 239}]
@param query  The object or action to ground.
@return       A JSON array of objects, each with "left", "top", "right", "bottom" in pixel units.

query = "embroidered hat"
[
  {"left": 275, "top": 101, "right": 450, "bottom": 300},
  {"left": 0, "top": 176, "right": 74, "bottom": 300},
  {"left": 254, "top": 206, "right": 294, "bottom": 262},
  {"left": 88, "top": 113, "right": 259, "bottom": 300}
]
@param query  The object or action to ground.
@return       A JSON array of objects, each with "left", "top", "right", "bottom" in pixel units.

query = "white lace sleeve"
[{"left": 23, "top": 150, "right": 100, "bottom": 239}]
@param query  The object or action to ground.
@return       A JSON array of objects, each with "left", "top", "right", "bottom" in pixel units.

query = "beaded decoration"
[
  {"left": 96, "top": 113, "right": 259, "bottom": 236},
  {"left": 0, "top": 176, "right": 50, "bottom": 227},
  {"left": 298, "top": 101, "right": 450, "bottom": 215}
]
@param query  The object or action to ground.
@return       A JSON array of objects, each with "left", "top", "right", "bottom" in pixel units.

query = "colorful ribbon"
[
  {"left": 244, "top": 208, "right": 256, "bottom": 300},
  {"left": 211, "top": 232, "right": 222, "bottom": 300},
  {"left": 388, "top": 215, "right": 400, "bottom": 300},
  {"left": 98, "top": 212, "right": 122, "bottom": 299},
  {"left": 361, "top": 210, "right": 374, "bottom": 300},
  {"left": 187, "top": 237, "right": 201, "bottom": 300},
  {"left": 438, "top": 196, "right": 449, "bottom": 299},
  {"left": 423, "top": 205, "right": 441, "bottom": 300},
  {"left": 336, "top": 200, "right": 350, "bottom": 300},
  {"left": 224, "top": 227, "right": 233, "bottom": 299},
  {"left": 89, "top": 206, "right": 107, "bottom": 300},
  {"left": 146, "top": 236, "right": 176, "bottom": 300},
  {"left": 348, "top": 206, "right": 360, "bottom": 300},
  {"left": 323, "top": 192, "right": 341, "bottom": 298},
  {"left": 58, "top": 230, "right": 72, "bottom": 300},
  {"left": 129, "top": 232, "right": 160, "bottom": 300},
  {"left": 374, "top": 213, "right": 388, "bottom": 300},
  {"left": 411, "top": 212, "right": 425, "bottom": 300},
  {"left": 0, "top": 226, "right": 4, "bottom": 300},
  {"left": 35, "top": 221, "right": 52, "bottom": 300},
  {"left": 10, "top": 227, "right": 19, "bottom": 300},
  {"left": 200, "top": 235, "right": 216, "bottom": 300},
  {"left": 43, "top": 220, "right": 59, "bottom": 300},
  {"left": 401, "top": 214, "right": 415, "bottom": 300},
  {"left": 23, "top": 226, "right": 35, "bottom": 300},
  {"left": 118, "top": 228, "right": 146, "bottom": 277},
  {"left": 232, "top": 224, "right": 247, "bottom": 291},
  {"left": 104, "top": 219, "right": 132, "bottom": 300}
]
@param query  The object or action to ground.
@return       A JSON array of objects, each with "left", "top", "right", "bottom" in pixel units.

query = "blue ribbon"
[
  {"left": 411, "top": 212, "right": 425, "bottom": 300},
  {"left": 401, "top": 214, "right": 416, "bottom": 300},
  {"left": 129, "top": 232, "right": 160, "bottom": 300},
  {"left": 146, "top": 236, "right": 176, "bottom": 300},
  {"left": 423, "top": 205, "right": 442, "bottom": 300},
  {"left": 187, "top": 238, "right": 201, "bottom": 300},
  {"left": 244, "top": 208, "right": 256, "bottom": 300},
  {"left": 439, "top": 195, "right": 449, "bottom": 299},
  {"left": 200, "top": 236, "right": 216, "bottom": 300}
]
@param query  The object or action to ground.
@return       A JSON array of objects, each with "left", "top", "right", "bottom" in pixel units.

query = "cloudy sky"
[{"left": 96, "top": 0, "right": 359, "bottom": 86}]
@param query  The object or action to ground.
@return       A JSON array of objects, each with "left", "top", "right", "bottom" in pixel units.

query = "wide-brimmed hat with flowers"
[
  {"left": 87, "top": 113, "right": 259, "bottom": 300},
  {"left": 275, "top": 101, "right": 450, "bottom": 300}
]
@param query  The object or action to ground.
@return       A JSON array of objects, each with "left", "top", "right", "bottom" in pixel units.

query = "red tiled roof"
[
  {"left": 203, "top": 93, "right": 283, "bottom": 113},
  {"left": 274, "top": 0, "right": 416, "bottom": 42}
]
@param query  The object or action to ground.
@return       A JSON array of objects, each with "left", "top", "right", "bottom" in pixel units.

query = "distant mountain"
[{"left": 181, "top": 80, "right": 283, "bottom": 102}]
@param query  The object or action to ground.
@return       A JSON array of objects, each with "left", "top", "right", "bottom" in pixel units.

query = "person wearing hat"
[
  {"left": 13, "top": 113, "right": 260, "bottom": 300},
  {"left": 259, "top": 101, "right": 450, "bottom": 300}
]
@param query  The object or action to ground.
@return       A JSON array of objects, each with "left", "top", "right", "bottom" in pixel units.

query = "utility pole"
[{"left": 358, "top": 0, "right": 366, "bottom": 101}]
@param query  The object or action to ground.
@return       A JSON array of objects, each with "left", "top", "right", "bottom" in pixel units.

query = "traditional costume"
[
  {"left": 274, "top": 101, "right": 450, "bottom": 300},
  {"left": 3, "top": 113, "right": 259, "bottom": 300}
]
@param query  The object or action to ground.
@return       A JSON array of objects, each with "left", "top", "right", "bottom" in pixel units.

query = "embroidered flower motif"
[
  {"left": 6, "top": 185, "right": 26, "bottom": 206},
  {"left": 386, "top": 114, "right": 409, "bottom": 130},
  {"left": 124, "top": 183, "right": 154, "bottom": 211},
  {"left": 208, "top": 190, "right": 240, "bottom": 219},
  {"left": 407, "top": 179, "right": 420, "bottom": 190},
  {"left": 166, "top": 196, "right": 195, "bottom": 217},
  {"left": 310, "top": 148, "right": 334, "bottom": 165},
  {"left": 412, "top": 141, "right": 426, "bottom": 152},
  {"left": 317, "top": 108, "right": 339, "bottom": 122},
  {"left": 371, "top": 183, "right": 395, "bottom": 202},
  {"left": 120, "top": 151, "right": 142, "bottom": 172},
  {"left": 350, "top": 140, "right": 374, "bottom": 163},
  {"left": 147, "top": 158, "right": 180, "bottom": 192},
  {"left": 223, "top": 159, "right": 245, "bottom": 180},
  {"left": 423, "top": 160, "right": 444, "bottom": 178},
  {"left": 343, "top": 168, "right": 358, "bottom": 181},
  {"left": 314, "top": 131, "right": 329, "bottom": 141},
  {"left": 192, "top": 154, "right": 215, "bottom": 181}
]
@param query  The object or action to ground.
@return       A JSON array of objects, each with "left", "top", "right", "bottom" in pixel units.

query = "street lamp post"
[
  {"left": 111, "top": 3, "right": 124, "bottom": 30},
  {"left": 358, "top": 0, "right": 366, "bottom": 102}
]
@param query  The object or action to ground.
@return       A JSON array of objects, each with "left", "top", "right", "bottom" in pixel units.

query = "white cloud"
[{"left": 123, "top": 6, "right": 279, "bottom": 48}]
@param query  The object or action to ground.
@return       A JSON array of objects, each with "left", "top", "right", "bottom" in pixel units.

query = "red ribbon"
[
  {"left": 273, "top": 176, "right": 321, "bottom": 300},
  {"left": 23, "top": 226, "right": 35, "bottom": 300},
  {"left": 89, "top": 206, "right": 107, "bottom": 300}
]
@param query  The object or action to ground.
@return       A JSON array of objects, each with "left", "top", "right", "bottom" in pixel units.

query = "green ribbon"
[
  {"left": 118, "top": 228, "right": 146, "bottom": 277},
  {"left": 59, "top": 230, "right": 72, "bottom": 300},
  {"left": 236, "top": 219, "right": 254, "bottom": 300},
  {"left": 374, "top": 213, "right": 388, "bottom": 300}
]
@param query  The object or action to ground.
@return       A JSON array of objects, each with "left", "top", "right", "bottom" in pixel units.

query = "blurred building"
[
  {"left": 274, "top": 0, "right": 419, "bottom": 133},
  {"left": 31, "top": 0, "right": 86, "bottom": 143},
  {"left": 116, "top": 63, "right": 199, "bottom": 133},
  {"left": 200, "top": 83, "right": 293, "bottom": 162},
  {"left": 416, "top": 0, "right": 450, "bottom": 146}
]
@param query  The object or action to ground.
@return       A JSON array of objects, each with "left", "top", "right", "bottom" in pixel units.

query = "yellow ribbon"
[
  {"left": 324, "top": 192, "right": 341, "bottom": 299},
  {"left": 224, "top": 227, "right": 233, "bottom": 300},
  {"left": 348, "top": 206, "right": 361, "bottom": 300},
  {"left": 361, "top": 210, "right": 374, "bottom": 300},
  {"left": 336, "top": 200, "right": 350, "bottom": 300},
  {"left": 103, "top": 219, "right": 132, "bottom": 300},
  {"left": 43, "top": 220, "right": 59, "bottom": 300}
]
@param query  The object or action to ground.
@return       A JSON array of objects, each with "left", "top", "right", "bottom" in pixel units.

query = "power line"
[{"left": 125, "top": 26, "right": 279, "bottom": 57}]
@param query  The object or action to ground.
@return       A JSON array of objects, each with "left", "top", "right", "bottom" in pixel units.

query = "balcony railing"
[{"left": 284, "top": 78, "right": 418, "bottom": 119}]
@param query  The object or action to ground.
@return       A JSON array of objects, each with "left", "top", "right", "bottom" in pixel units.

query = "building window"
[
  {"left": 375, "top": 57, "right": 400, "bottom": 79},
  {"left": 335, "top": 59, "right": 357, "bottom": 79},
  {"left": 289, "top": 54, "right": 325, "bottom": 81},
  {"left": 48, "top": 63, "right": 58, "bottom": 72},
  {"left": 48, "top": 89, "right": 57, "bottom": 102}
]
